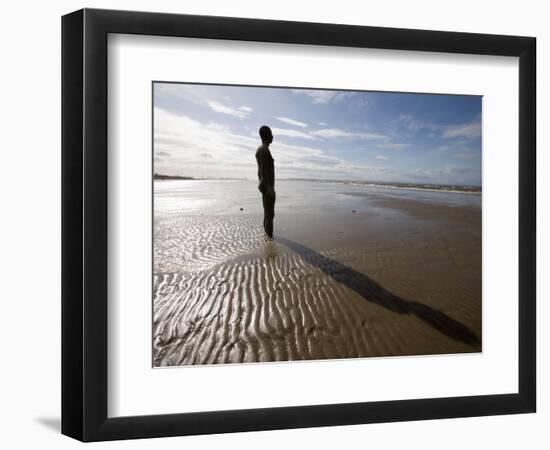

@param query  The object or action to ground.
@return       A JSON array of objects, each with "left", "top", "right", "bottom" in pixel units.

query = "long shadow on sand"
[{"left": 276, "top": 237, "right": 480, "bottom": 347}]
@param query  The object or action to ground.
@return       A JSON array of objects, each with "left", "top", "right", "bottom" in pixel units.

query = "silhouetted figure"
[{"left": 256, "top": 126, "right": 275, "bottom": 238}]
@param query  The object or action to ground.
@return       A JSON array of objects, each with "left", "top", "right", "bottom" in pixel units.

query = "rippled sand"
[{"left": 153, "top": 180, "right": 481, "bottom": 366}]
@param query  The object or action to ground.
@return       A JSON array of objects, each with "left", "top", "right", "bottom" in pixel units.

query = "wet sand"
[{"left": 153, "top": 180, "right": 481, "bottom": 366}]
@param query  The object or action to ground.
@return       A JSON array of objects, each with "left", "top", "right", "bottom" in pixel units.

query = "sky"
[{"left": 153, "top": 83, "right": 482, "bottom": 186}]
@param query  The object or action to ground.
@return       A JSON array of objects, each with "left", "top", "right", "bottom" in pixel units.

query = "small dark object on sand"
[
  {"left": 240, "top": 207, "right": 244, "bottom": 211},
  {"left": 352, "top": 209, "right": 356, "bottom": 213}
]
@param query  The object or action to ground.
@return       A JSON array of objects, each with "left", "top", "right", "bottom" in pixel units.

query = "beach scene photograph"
[{"left": 153, "top": 82, "right": 482, "bottom": 367}]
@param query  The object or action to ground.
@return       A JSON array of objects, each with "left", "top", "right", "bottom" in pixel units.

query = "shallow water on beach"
[{"left": 154, "top": 179, "right": 481, "bottom": 218}]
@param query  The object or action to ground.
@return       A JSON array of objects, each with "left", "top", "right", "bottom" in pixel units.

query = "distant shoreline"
[
  {"left": 154, "top": 174, "right": 246, "bottom": 181},
  {"left": 281, "top": 178, "right": 481, "bottom": 193},
  {"left": 153, "top": 174, "right": 481, "bottom": 193},
  {"left": 153, "top": 173, "right": 195, "bottom": 181}
]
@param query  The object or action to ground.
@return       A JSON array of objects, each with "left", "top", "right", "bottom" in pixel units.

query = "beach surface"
[{"left": 153, "top": 179, "right": 481, "bottom": 366}]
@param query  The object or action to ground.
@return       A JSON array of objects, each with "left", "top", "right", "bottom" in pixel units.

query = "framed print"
[{"left": 61, "top": 8, "right": 536, "bottom": 441}]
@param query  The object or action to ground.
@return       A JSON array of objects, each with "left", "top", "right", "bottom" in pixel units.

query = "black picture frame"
[{"left": 62, "top": 8, "right": 536, "bottom": 442}]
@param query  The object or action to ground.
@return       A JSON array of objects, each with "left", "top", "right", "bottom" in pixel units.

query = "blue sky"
[{"left": 154, "top": 83, "right": 482, "bottom": 186}]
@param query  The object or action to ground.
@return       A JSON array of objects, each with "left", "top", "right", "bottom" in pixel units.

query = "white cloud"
[
  {"left": 311, "top": 128, "right": 388, "bottom": 141},
  {"left": 268, "top": 126, "right": 388, "bottom": 142},
  {"left": 154, "top": 107, "right": 255, "bottom": 173},
  {"left": 154, "top": 107, "right": 386, "bottom": 180},
  {"left": 376, "top": 155, "right": 389, "bottom": 160},
  {"left": 272, "top": 127, "right": 316, "bottom": 140},
  {"left": 275, "top": 116, "right": 308, "bottom": 128},
  {"left": 376, "top": 143, "right": 409, "bottom": 150},
  {"left": 443, "top": 121, "right": 482, "bottom": 139},
  {"left": 319, "top": 122, "right": 328, "bottom": 126},
  {"left": 432, "top": 141, "right": 480, "bottom": 160},
  {"left": 397, "top": 114, "right": 439, "bottom": 133},
  {"left": 291, "top": 89, "right": 356, "bottom": 104},
  {"left": 207, "top": 100, "right": 253, "bottom": 118},
  {"left": 398, "top": 114, "right": 481, "bottom": 140}
]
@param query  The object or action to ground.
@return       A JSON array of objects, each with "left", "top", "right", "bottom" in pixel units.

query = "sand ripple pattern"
[
  {"left": 153, "top": 241, "right": 481, "bottom": 366},
  {"left": 155, "top": 216, "right": 266, "bottom": 273}
]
